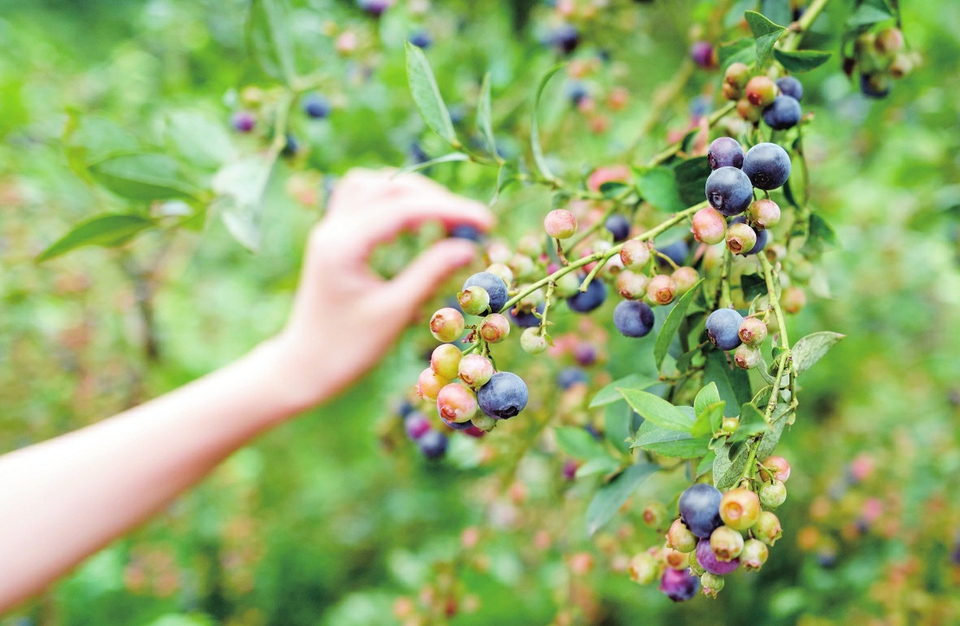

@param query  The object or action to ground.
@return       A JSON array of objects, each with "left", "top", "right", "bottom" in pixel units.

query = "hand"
[{"left": 271, "top": 168, "right": 494, "bottom": 410}]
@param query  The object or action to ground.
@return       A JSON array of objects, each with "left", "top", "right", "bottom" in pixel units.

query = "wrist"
[{"left": 244, "top": 335, "right": 327, "bottom": 420}]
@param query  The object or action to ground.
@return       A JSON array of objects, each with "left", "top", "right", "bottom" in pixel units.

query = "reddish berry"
[
  {"left": 759, "top": 455, "right": 791, "bottom": 482},
  {"left": 430, "top": 308, "right": 465, "bottom": 343},
  {"left": 544, "top": 209, "right": 578, "bottom": 239},
  {"left": 436, "top": 383, "right": 479, "bottom": 423},
  {"left": 736, "top": 97, "right": 762, "bottom": 122},
  {"left": 615, "top": 269, "right": 648, "bottom": 300},
  {"left": 646, "top": 274, "right": 677, "bottom": 305},
  {"left": 724, "top": 62, "right": 750, "bottom": 89},
  {"left": 734, "top": 344, "right": 761, "bottom": 370},
  {"left": 747, "top": 198, "right": 781, "bottom": 230},
  {"left": 726, "top": 222, "right": 757, "bottom": 255},
  {"left": 642, "top": 502, "right": 669, "bottom": 529},
  {"left": 478, "top": 313, "right": 510, "bottom": 343},
  {"left": 691, "top": 207, "right": 727, "bottom": 245},
  {"left": 663, "top": 547, "right": 689, "bottom": 570},
  {"left": 458, "top": 354, "right": 494, "bottom": 388},
  {"left": 417, "top": 367, "right": 450, "bottom": 401},
  {"left": 719, "top": 488, "right": 761, "bottom": 531},
  {"left": 745, "top": 75, "right": 778, "bottom": 108},
  {"left": 781, "top": 286, "right": 806, "bottom": 314},
  {"left": 738, "top": 317, "right": 768, "bottom": 346},
  {"left": 672, "top": 267, "right": 699, "bottom": 295},
  {"left": 619, "top": 239, "right": 651, "bottom": 270}
]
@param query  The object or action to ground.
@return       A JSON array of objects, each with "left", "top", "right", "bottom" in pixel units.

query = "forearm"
[{"left": 0, "top": 338, "right": 305, "bottom": 611}]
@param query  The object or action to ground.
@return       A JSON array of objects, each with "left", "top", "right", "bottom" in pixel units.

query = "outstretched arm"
[{"left": 0, "top": 169, "right": 493, "bottom": 612}]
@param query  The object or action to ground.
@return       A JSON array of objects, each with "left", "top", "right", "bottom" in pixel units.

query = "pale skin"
[{"left": 0, "top": 169, "right": 494, "bottom": 612}]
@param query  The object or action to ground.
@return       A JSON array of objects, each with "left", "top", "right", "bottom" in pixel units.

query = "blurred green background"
[{"left": 1, "top": 0, "right": 960, "bottom": 624}]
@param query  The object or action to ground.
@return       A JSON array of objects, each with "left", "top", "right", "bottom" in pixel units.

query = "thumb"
[{"left": 383, "top": 238, "right": 479, "bottom": 321}]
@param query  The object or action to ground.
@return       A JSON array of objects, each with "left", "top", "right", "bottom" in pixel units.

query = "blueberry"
[
  {"left": 566, "top": 81, "right": 589, "bottom": 106},
  {"left": 477, "top": 372, "right": 529, "bottom": 419},
  {"left": 357, "top": 0, "right": 392, "bottom": 17},
  {"left": 396, "top": 399, "right": 416, "bottom": 419},
  {"left": 463, "top": 272, "right": 509, "bottom": 314},
  {"left": 510, "top": 303, "right": 544, "bottom": 328},
  {"left": 440, "top": 416, "right": 475, "bottom": 431},
  {"left": 409, "top": 30, "right": 432, "bottom": 49},
  {"left": 557, "top": 367, "right": 588, "bottom": 390},
  {"left": 409, "top": 141, "right": 430, "bottom": 165},
  {"left": 707, "top": 137, "right": 744, "bottom": 170},
  {"left": 416, "top": 429, "right": 448, "bottom": 459},
  {"left": 762, "top": 95, "right": 802, "bottom": 130},
  {"left": 404, "top": 412, "right": 432, "bottom": 439},
  {"left": 657, "top": 239, "right": 689, "bottom": 266},
  {"left": 449, "top": 224, "right": 483, "bottom": 242},
  {"left": 303, "top": 95, "right": 331, "bottom": 119},
  {"left": 695, "top": 538, "right": 741, "bottom": 575},
  {"left": 605, "top": 214, "right": 631, "bottom": 243},
  {"left": 231, "top": 111, "right": 255, "bottom": 133},
  {"left": 705, "top": 308, "right": 744, "bottom": 351},
  {"left": 566, "top": 277, "right": 607, "bottom": 313},
  {"left": 690, "top": 41, "right": 715, "bottom": 68},
  {"left": 613, "top": 300, "right": 655, "bottom": 338},
  {"left": 282, "top": 133, "right": 299, "bottom": 156},
  {"left": 775, "top": 76, "right": 804, "bottom": 102},
  {"left": 859, "top": 72, "right": 891, "bottom": 99},
  {"left": 551, "top": 24, "right": 580, "bottom": 55},
  {"left": 678, "top": 483, "right": 723, "bottom": 538},
  {"left": 658, "top": 567, "right": 700, "bottom": 602},
  {"left": 730, "top": 217, "right": 769, "bottom": 255},
  {"left": 705, "top": 166, "right": 754, "bottom": 216},
  {"left": 742, "top": 142, "right": 791, "bottom": 191}
]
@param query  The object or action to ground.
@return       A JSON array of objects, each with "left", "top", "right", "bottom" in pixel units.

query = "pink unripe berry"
[
  {"left": 520, "top": 327, "right": 548, "bottom": 354},
  {"left": 628, "top": 552, "right": 660, "bottom": 585},
  {"left": 691, "top": 207, "right": 726, "bottom": 245},
  {"left": 544, "top": 209, "right": 578, "bottom": 239},
  {"left": 458, "top": 286, "right": 491, "bottom": 316},
  {"left": 780, "top": 286, "right": 806, "bottom": 314},
  {"left": 745, "top": 75, "right": 778, "bottom": 108},
  {"left": 646, "top": 274, "right": 677, "bottom": 305},
  {"left": 417, "top": 367, "right": 450, "bottom": 401},
  {"left": 431, "top": 343, "right": 463, "bottom": 380},
  {"left": 619, "top": 239, "right": 651, "bottom": 270},
  {"left": 740, "top": 538, "right": 769, "bottom": 570},
  {"left": 724, "top": 62, "right": 750, "bottom": 89},
  {"left": 616, "top": 269, "right": 649, "bottom": 300},
  {"left": 667, "top": 519, "right": 698, "bottom": 553},
  {"left": 759, "top": 479, "right": 787, "bottom": 509},
  {"left": 478, "top": 313, "right": 510, "bottom": 343},
  {"left": 738, "top": 317, "right": 768, "bottom": 346},
  {"left": 710, "top": 525, "right": 744, "bottom": 562},
  {"left": 672, "top": 266, "right": 700, "bottom": 296},
  {"left": 748, "top": 199, "right": 781, "bottom": 230},
  {"left": 737, "top": 97, "right": 762, "bottom": 122},
  {"left": 734, "top": 344, "right": 761, "bottom": 370},
  {"left": 458, "top": 354, "right": 494, "bottom": 388},
  {"left": 875, "top": 27, "right": 904, "bottom": 56},
  {"left": 436, "top": 383, "right": 479, "bottom": 423},
  {"left": 754, "top": 511, "right": 782, "bottom": 546},
  {"left": 726, "top": 222, "right": 757, "bottom": 255},
  {"left": 719, "top": 488, "right": 761, "bottom": 531},
  {"left": 430, "top": 307, "right": 465, "bottom": 343},
  {"left": 759, "top": 456, "right": 791, "bottom": 483}
]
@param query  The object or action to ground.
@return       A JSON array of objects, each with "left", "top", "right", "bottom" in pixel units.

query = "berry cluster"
[
  {"left": 229, "top": 87, "right": 334, "bottom": 158},
  {"left": 845, "top": 27, "right": 917, "bottom": 98},
  {"left": 723, "top": 65, "right": 804, "bottom": 131}
]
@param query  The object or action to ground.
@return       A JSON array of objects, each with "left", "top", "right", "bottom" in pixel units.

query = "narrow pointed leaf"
[
  {"left": 655, "top": 279, "right": 703, "bottom": 369},
  {"left": 586, "top": 462, "right": 658, "bottom": 536},
  {"left": 37, "top": 214, "right": 156, "bottom": 262},
  {"left": 792, "top": 331, "right": 846, "bottom": 376},
  {"left": 744, "top": 11, "right": 786, "bottom": 67},
  {"left": 405, "top": 41, "right": 458, "bottom": 147},
  {"left": 396, "top": 152, "right": 469, "bottom": 175},
  {"left": 773, "top": 48, "right": 832, "bottom": 73},
  {"left": 530, "top": 63, "right": 566, "bottom": 182},
  {"left": 619, "top": 389, "right": 694, "bottom": 432},
  {"left": 477, "top": 73, "right": 498, "bottom": 158}
]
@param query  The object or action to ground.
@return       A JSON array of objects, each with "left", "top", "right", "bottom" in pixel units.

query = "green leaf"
[
  {"left": 846, "top": 2, "right": 893, "bottom": 28},
  {"left": 405, "top": 41, "right": 458, "bottom": 148},
  {"left": 696, "top": 451, "right": 716, "bottom": 478},
  {"left": 247, "top": 0, "right": 297, "bottom": 84},
  {"left": 476, "top": 73, "right": 498, "bottom": 158},
  {"left": 605, "top": 402, "right": 640, "bottom": 455},
  {"left": 37, "top": 214, "right": 156, "bottom": 262},
  {"left": 741, "top": 273, "right": 768, "bottom": 301},
  {"left": 62, "top": 114, "right": 138, "bottom": 177},
  {"left": 803, "top": 213, "right": 839, "bottom": 255},
  {"left": 590, "top": 374, "right": 657, "bottom": 408},
  {"left": 719, "top": 38, "right": 756, "bottom": 70},
  {"left": 211, "top": 155, "right": 276, "bottom": 252},
  {"left": 490, "top": 161, "right": 517, "bottom": 206},
  {"left": 165, "top": 111, "right": 237, "bottom": 169},
  {"left": 599, "top": 181, "right": 631, "bottom": 199},
  {"left": 396, "top": 152, "right": 470, "bottom": 175},
  {"left": 691, "top": 401, "right": 726, "bottom": 439},
  {"left": 636, "top": 167, "right": 684, "bottom": 213},
  {"left": 773, "top": 49, "right": 832, "bottom": 73},
  {"left": 705, "top": 350, "right": 752, "bottom": 416},
  {"left": 633, "top": 421, "right": 711, "bottom": 458},
  {"left": 575, "top": 456, "right": 622, "bottom": 478},
  {"left": 712, "top": 438, "right": 750, "bottom": 489},
  {"left": 792, "top": 331, "right": 845, "bottom": 376},
  {"left": 655, "top": 279, "right": 703, "bottom": 369},
  {"left": 731, "top": 402, "right": 768, "bottom": 442},
  {"left": 555, "top": 427, "right": 609, "bottom": 461},
  {"left": 619, "top": 389, "right": 694, "bottom": 432},
  {"left": 530, "top": 63, "right": 566, "bottom": 183},
  {"left": 585, "top": 462, "right": 658, "bottom": 536},
  {"left": 744, "top": 11, "right": 786, "bottom": 67},
  {"left": 694, "top": 382, "right": 722, "bottom": 416},
  {"left": 89, "top": 154, "right": 198, "bottom": 201},
  {"left": 674, "top": 157, "right": 712, "bottom": 207},
  {"left": 757, "top": 403, "right": 793, "bottom": 460}
]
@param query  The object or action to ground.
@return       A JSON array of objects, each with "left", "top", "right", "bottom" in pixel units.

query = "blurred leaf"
[
  {"left": 705, "top": 350, "right": 752, "bottom": 416},
  {"left": 773, "top": 49, "right": 832, "bottom": 73},
  {"left": 712, "top": 438, "right": 750, "bottom": 489},
  {"left": 674, "top": 157, "right": 712, "bottom": 206},
  {"left": 761, "top": 0, "right": 792, "bottom": 26},
  {"left": 396, "top": 152, "right": 470, "bottom": 175},
  {"left": 619, "top": 389, "right": 694, "bottom": 432},
  {"left": 211, "top": 155, "right": 275, "bottom": 252},
  {"left": 491, "top": 161, "right": 517, "bottom": 206},
  {"left": 551, "top": 190, "right": 572, "bottom": 209},
  {"left": 694, "top": 382, "right": 722, "bottom": 415},
  {"left": 741, "top": 272, "right": 768, "bottom": 300},
  {"left": 792, "top": 331, "right": 846, "bottom": 376},
  {"left": 575, "top": 456, "right": 621, "bottom": 478},
  {"left": 586, "top": 462, "right": 658, "bottom": 536},
  {"left": 165, "top": 111, "right": 237, "bottom": 169},
  {"left": 555, "top": 427, "right": 609, "bottom": 461},
  {"left": 696, "top": 451, "right": 716, "bottom": 478},
  {"left": 590, "top": 374, "right": 657, "bottom": 408},
  {"left": 636, "top": 167, "right": 684, "bottom": 213},
  {"left": 758, "top": 403, "right": 793, "bottom": 459},
  {"left": 719, "top": 37, "right": 755, "bottom": 70},
  {"left": 691, "top": 401, "right": 725, "bottom": 439},
  {"left": 405, "top": 41, "right": 458, "bottom": 148},
  {"left": 846, "top": 1, "right": 893, "bottom": 28},
  {"left": 599, "top": 181, "right": 631, "bottom": 199},
  {"left": 37, "top": 214, "right": 156, "bottom": 262},
  {"left": 744, "top": 11, "right": 786, "bottom": 67},
  {"left": 803, "top": 213, "right": 839, "bottom": 255},
  {"left": 477, "top": 72, "right": 498, "bottom": 158},
  {"left": 655, "top": 279, "right": 703, "bottom": 369},
  {"left": 89, "top": 154, "right": 198, "bottom": 201},
  {"left": 604, "top": 402, "right": 640, "bottom": 454},
  {"left": 63, "top": 114, "right": 138, "bottom": 178},
  {"left": 724, "top": 0, "right": 757, "bottom": 27},
  {"left": 247, "top": 0, "right": 297, "bottom": 84},
  {"left": 731, "top": 402, "right": 768, "bottom": 442},
  {"left": 530, "top": 63, "right": 566, "bottom": 183}
]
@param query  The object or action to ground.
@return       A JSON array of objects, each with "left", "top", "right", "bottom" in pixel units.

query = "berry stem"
[
  {"left": 779, "top": 0, "right": 832, "bottom": 53},
  {"left": 565, "top": 188, "right": 634, "bottom": 250},
  {"left": 647, "top": 102, "right": 736, "bottom": 167}
]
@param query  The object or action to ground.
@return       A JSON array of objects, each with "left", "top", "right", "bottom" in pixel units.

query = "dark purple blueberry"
[
  {"left": 477, "top": 372, "right": 529, "bottom": 419},
  {"left": 613, "top": 300, "right": 655, "bottom": 338},
  {"left": 417, "top": 429, "right": 448, "bottom": 459},
  {"left": 730, "top": 217, "right": 769, "bottom": 255},
  {"left": 678, "top": 483, "right": 723, "bottom": 538},
  {"left": 859, "top": 73, "right": 891, "bottom": 98},
  {"left": 405, "top": 412, "right": 432, "bottom": 439},
  {"left": 440, "top": 416, "right": 474, "bottom": 431},
  {"left": 303, "top": 95, "right": 331, "bottom": 119},
  {"left": 707, "top": 137, "right": 744, "bottom": 170},
  {"left": 232, "top": 111, "right": 255, "bottom": 133},
  {"left": 573, "top": 343, "right": 597, "bottom": 367},
  {"left": 567, "top": 277, "right": 607, "bottom": 314},
  {"left": 657, "top": 239, "right": 689, "bottom": 266},
  {"left": 557, "top": 367, "right": 588, "bottom": 390},
  {"left": 816, "top": 549, "right": 837, "bottom": 569},
  {"left": 605, "top": 214, "right": 631, "bottom": 243},
  {"left": 763, "top": 95, "right": 802, "bottom": 130},
  {"left": 409, "top": 30, "right": 432, "bottom": 49},
  {"left": 776, "top": 76, "right": 804, "bottom": 102},
  {"left": 551, "top": 24, "right": 580, "bottom": 55},
  {"left": 396, "top": 399, "right": 416, "bottom": 419},
  {"left": 705, "top": 166, "right": 754, "bottom": 216},
  {"left": 463, "top": 272, "right": 509, "bottom": 313},
  {"left": 705, "top": 308, "right": 744, "bottom": 351},
  {"left": 659, "top": 567, "right": 700, "bottom": 602},
  {"left": 696, "top": 538, "right": 741, "bottom": 575},
  {"left": 690, "top": 41, "right": 715, "bottom": 68},
  {"left": 357, "top": 0, "right": 391, "bottom": 17},
  {"left": 562, "top": 459, "right": 579, "bottom": 480},
  {"left": 742, "top": 143, "right": 791, "bottom": 190},
  {"left": 566, "top": 81, "right": 589, "bottom": 106},
  {"left": 510, "top": 303, "right": 544, "bottom": 328},
  {"left": 449, "top": 224, "right": 483, "bottom": 242}
]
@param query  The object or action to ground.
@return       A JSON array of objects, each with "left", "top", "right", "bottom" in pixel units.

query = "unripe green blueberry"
[
  {"left": 780, "top": 286, "right": 806, "bottom": 314},
  {"left": 691, "top": 207, "right": 727, "bottom": 245},
  {"left": 662, "top": 546, "right": 689, "bottom": 570},
  {"left": 719, "top": 488, "right": 761, "bottom": 531},
  {"left": 747, "top": 199, "right": 781, "bottom": 230},
  {"left": 472, "top": 413, "right": 498, "bottom": 432},
  {"left": 721, "top": 416, "right": 739, "bottom": 435},
  {"left": 759, "top": 479, "right": 787, "bottom": 509},
  {"left": 555, "top": 271, "right": 582, "bottom": 298},
  {"left": 417, "top": 367, "right": 450, "bottom": 401},
  {"left": 508, "top": 253, "right": 537, "bottom": 282},
  {"left": 759, "top": 455, "right": 791, "bottom": 483},
  {"left": 430, "top": 308, "right": 465, "bottom": 342},
  {"left": 875, "top": 27, "right": 904, "bottom": 56},
  {"left": 710, "top": 525, "right": 744, "bottom": 562},
  {"left": 724, "top": 62, "right": 750, "bottom": 89},
  {"left": 516, "top": 234, "right": 542, "bottom": 258},
  {"left": 642, "top": 502, "right": 669, "bottom": 529},
  {"left": 520, "top": 327, "right": 548, "bottom": 354},
  {"left": 700, "top": 572, "right": 725, "bottom": 598},
  {"left": 458, "top": 286, "right": 491, "bottom": 316},
  {"left": 736, "top": 97, "right": 762, "bottom": 123},
  {"left": 544, "top": 209, "right": 578, "bottom": 239},
  {"left": 616, "top": 269, "right": 649, "bottom": 300},
  {"left": 745, "top": 75, "right": 778, "bottom": 108},
  {"left": 431, "top": 343, "right": 463, "bottom": 380},
  {"left": 740, "top": 538, "right": 769, "bottom": 571},
  {"left": 646, "top": 274, "right": 677, "bottom": 306},
  {"left": 738, "top": 317, "right": 768, "bottom": 346},
  {"left": 734, "top": 344, "right": 761, "bottom": 370},
  {"left": 672, "top": 267, "right": 699, "bottom": 296},
  {"left": 436, "top": 383, "right": 479, "bottom": 423},
  {"left": 667, "top": 519, "right": 698, "bottom": 553},
  {"left": 754, "top": 511, "right": 782, "bottom": 546},
  {"left": 458, "top": 354, "right": 494, "bottom": 388},
  {"left": 485, "top": 263, "right": 514, "bottom": 286},
  {"left": 628, "top": 552, "right": 660, "bottom": 585},
  {"left": 726, "top": 222, "right": 758, "bottom": 256},
  {"left": 619, "top": 239, "right": 651, "bottom": 270},
  {"left": 478, "top": 313, "right": 511, "bottom": 343}
]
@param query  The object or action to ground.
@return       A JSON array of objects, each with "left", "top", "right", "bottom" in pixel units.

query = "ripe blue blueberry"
[
  {"left": 409, "top": 31, "right": 432, "bottom": 49},
  {"left": 763, "top": 95, "right": 802, "bottom": 130},
  {"left": 707, "top": 137, "right": 744, "bottom": 170},
  {"left": 551, "top": 24, "right": 580, "bottom": 55},
  {"left": 303, "top": 95, "right": 331, "bottom": 119},
  {"left": 557, "top": 367, "right": 588, "bottom": 390},
  {"left": 566, "top": 81, "right": 589, "bottom": 106},
  {"left": 449, "top": 224, "right": 483, "bottom": 242},
  {"left": 658, "top": 567, "right": 700, "bottom": 602},
  {"left": 775, "top": 76, "right": 804, "bottom": 102},
  {"left": 463, "top": 272, "right": 509, "bottom": 314},
  {"left": 409, "top": 141, "right": 430, "bottom": 165},
  {"left": 705, "top": 166, "right": 754, "bottom": 216},
  {"left": 705, "top": 308, "right": 744, "bottom": 351},
  {"left": 859, "top": 73, "right": 891, "bottom": 99},
  {"left": 657, "top": 239, "right": 689, "bottom": 266},
  {"left": 510, "top": 303, "right": 544, "bottom": 328},
  {"left": 396, "top": 399, "right": 416, "bottom": 419},
  {"left": 417, "top": 429, "right": 448, "bottom": 459},
  {"left": 696, "top": 538, "right": 741, "bottom": 575},
  {"left": 477, "top": 372, "right": 529, "bottom": 419},
  {"left": 742, "top": 142, "right": 791, "bottom": 190},
  {"left": 613, "top": 300, "right": 655, "bottom": 338},
  {"left": 357, "top": 0, "right": 392, "bottom": 17},
  {"left": 567, "top": 277, "right": 607, "bottom": 313},
  {"left": 440, "top": 416, "right": 475, "bottom": 431},
  {"left": 605, "top": 214, "right": 631, "bottom": 243},
  {"left": 678, "top": 483, "right": 723, "bottom": 538}
]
